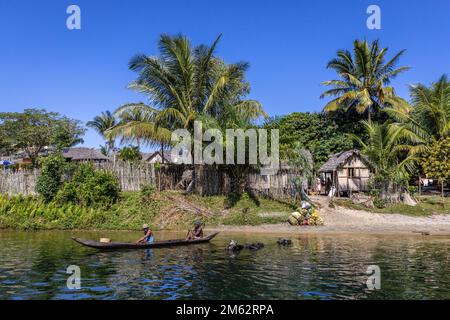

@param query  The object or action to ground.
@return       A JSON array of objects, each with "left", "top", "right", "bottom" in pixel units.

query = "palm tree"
[
  {"left": 350, "top": 121, "right": 416, "bottom": 197},
  {"left": 106, "top": 103, "right": 172, "bottom": 162},
  {"left": 86, "top": 111, "right": 117, "bottom": 155},
  {"left": 321, "top": 39, "right": 410, "bottom": 122},
  {"left": 110, "top": 34, "right": 262, "bottom": 193},
  {"left": 386, "top": 75, "right": 450, "bottom": 154}
]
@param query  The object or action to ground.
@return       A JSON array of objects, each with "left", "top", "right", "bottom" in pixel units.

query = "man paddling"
[
  {"left": 136, "top": 224, "right": 154, "bottom": 244},
  {"left": 186, "top": 221, "right": 204, "bottom": 240}
]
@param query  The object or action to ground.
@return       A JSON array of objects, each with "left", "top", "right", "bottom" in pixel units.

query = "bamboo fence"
[{"left": 0, "top": 162, "right": 298, "bottom": 201}]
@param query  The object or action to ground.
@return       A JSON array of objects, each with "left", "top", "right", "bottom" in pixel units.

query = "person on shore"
[
  {"left": 136, "top": 224, "right": 154, "bottom": 244},
  {"left": 186, "top": 221, "right": 204, "bottom": 240}
]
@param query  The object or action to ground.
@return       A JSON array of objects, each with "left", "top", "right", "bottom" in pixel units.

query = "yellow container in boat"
[{"left": 100, "top": 238, "right": 111, "bottom": 243}]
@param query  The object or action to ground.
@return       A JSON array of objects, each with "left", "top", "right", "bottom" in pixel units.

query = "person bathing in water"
[
  {"left": 136, "top": 224, "right": 154, "bottom": 244},
  {"left": 186, "top": 221, "right": 204, "bottom": 240}
]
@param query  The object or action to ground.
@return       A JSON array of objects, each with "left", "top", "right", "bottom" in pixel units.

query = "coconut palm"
[
  {"left": 349, "top": 121, "right": 416, "bottom": 196},
  {"left": 321, "top": 39, "right": 410, "bottom": 122},
  {"left": 110, "top": 34, "right": 263, "bottom": 193},
  {"left": 386, "top": 75, "right": 450, "bottom": 155},
  {"left": 126, "top": 34, "right": 254, "bottom": 131},
  {"left": 86, "top": 111, "right": 117, "bottom": 155}
]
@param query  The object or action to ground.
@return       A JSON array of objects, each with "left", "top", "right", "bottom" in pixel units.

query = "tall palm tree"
[
  {"left": 126, "top": 34, "right": 253, "bottom": 131},
  {"left": 386, "top": 75, "right": 450, "bottom": 155},
  {"left": 86, "top": 111, "right": 117, "bottom": 155},
  {"left": 110, "top": 34, "right": 262, "bottom": 193},
  {"left": 321, "top": 39, "right": 410, "bottom": 122}
]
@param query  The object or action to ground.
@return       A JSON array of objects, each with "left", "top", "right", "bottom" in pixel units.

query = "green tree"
[
  {"left": 421, "top": 138, "right": 450, "bottom": 204},
  {"left": 36, "top": 154, "right": 67, "bottom": 202},
  {"left": 321, "top": 39, "right": 410, "bottom": 122},
  {"left": 386, "top": 75, "right": 450, "bottom": 156},
  {"left": 86, "top": 111, "right": 117, "bottom": 155},
  {"left": 350, "top": 121, "right": 416, "bottom": 197},
  {"left": 0, "top": 109, "right": 85, "bottom": 163},
  {"left": 264, "top": 112, "right": 354, "bottom": 168},
  {"left": 107, "top": 34, "right": 263, "bottom": 194},
  {"left": 117, "top": 145, "right": 142, "bottom": 162}
]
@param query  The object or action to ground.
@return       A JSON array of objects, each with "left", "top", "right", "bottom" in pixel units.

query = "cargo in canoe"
[{"left": 72, "top": 232, "right": 220, "bottom": 250}]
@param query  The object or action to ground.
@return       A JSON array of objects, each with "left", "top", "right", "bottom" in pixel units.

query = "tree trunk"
[
  {"left": 442, "top": 180, "right": 445, "bottom": 207},
  {"left": 418, "top": 177, "right": 421, "bottom": 203},
  {"left": 191, "top": 164, "right": 196, "bottom": 194}
]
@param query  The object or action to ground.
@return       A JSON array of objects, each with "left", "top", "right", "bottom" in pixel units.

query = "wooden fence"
[
  {"left": 0, "top": 162, "right": 299, "bottom": 201},
  {"left": 0, "top": 169, "right": 39, "bottom": 196}
]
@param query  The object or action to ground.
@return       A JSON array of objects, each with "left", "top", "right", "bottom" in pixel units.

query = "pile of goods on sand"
[
  {"left": 226, "top": 240, "right": 265, "bottom": 252},
  {"left": 288, "top": 201, "right": 324, "bottom": 226}
]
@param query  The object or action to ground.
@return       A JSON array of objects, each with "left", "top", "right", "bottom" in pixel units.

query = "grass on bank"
[
  {"left": 333, "top": 196, "right": 450, "bottom": 217},
  {"left": 0, "top": 191, "right": 294, "bottom": 230}
]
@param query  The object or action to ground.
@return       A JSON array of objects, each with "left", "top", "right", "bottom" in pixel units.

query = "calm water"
[{"left": 0, "top": 230, "right": 449, "bottom": 300}]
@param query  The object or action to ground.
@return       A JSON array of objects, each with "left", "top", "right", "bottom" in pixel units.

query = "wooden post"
[{"left": 418, "top": 176, "right": 421, "bottom": 203}]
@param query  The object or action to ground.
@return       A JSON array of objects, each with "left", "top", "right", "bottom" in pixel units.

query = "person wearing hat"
[
  {"left": 135, "top": 224, "right": 154, "bottom": 244},
  {"left": 186, "top": 221, "right": 204, "bottom": 240}
]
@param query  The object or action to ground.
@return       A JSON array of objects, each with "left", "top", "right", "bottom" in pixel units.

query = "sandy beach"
[{"left": 209, "top": 196, "right": 450, "bottom": 236}]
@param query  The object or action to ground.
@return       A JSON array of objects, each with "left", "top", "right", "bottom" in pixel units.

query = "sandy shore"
[{"left": 208, "top": 196, "right": 450, "bottom": 236}]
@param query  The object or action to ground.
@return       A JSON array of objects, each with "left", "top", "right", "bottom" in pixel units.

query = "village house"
[
  {"left": 318, "top": 149, "right": 372, "bottom": 197},
  {"left": 142, "top": 151, "right": 172, "bottom": 164},
  {"left": 62, "top": 147, "right": 109, "bottom": 162}
]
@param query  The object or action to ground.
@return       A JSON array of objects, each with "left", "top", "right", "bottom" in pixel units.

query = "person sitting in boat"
[
  {"left": 136, "top": 224, "right": 154, "bottom": 244},
  {"left": 186, "top": 221, "right": 204, "bottom": 240}
]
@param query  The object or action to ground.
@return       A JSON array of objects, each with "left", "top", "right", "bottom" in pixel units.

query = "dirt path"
[{"left": 208, "top": 196, "right": 450, "bottom": 236}]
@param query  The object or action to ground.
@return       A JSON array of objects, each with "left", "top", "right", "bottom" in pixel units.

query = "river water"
[{"left": 0, "top": 230, "right": 448, "bottom": 300}]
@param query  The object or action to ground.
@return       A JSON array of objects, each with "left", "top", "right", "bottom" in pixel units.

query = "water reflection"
[{"left": 0, "top": 231, "right": 448, "bottom": 300}]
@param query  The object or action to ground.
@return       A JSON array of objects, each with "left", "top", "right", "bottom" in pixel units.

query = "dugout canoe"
[{"left": 71, "top": 232, "right": 220, "bottom": 250}]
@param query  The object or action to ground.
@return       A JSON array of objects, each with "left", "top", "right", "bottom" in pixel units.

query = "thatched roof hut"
[
  {"left": 318, "top": 150, "right": 372, "bottom": 196},
  {"left": 62, "top": 147, "right": 109, "bottom": 162},
  {"left": 141, "top": 151, "right": 172, "bottom": 163},
  {"left": 319, "top": 150, "right": 370, "bottom": 173}
]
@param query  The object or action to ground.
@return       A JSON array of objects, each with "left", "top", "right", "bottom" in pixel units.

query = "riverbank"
[
  {"left": 0, "top": 191, "right": 293, "bottom": 230},
  {"left": 1, "top": 192, "right": 449, "bottom": 235},
  {"left": 208, "top": 196, "right": 450, "bottom": 236}
]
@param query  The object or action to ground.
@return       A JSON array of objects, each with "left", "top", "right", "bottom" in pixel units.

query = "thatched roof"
[
  {"left": 63, "top": 147, "right": 109, "bottom": 161},
  {"left": 318, "top": 149, "right": 369, "bottom": 172}
]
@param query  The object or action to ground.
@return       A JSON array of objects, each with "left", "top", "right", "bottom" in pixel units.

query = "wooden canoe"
[{"left": 71, "top": 232, "right": 220, "bottom": 250}]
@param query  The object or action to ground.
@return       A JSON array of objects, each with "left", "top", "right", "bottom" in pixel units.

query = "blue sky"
[{"left": 1, "top": 0, "right": 450, "bottom": 149}]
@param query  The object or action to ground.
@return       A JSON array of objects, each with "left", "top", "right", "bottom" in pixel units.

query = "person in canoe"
[
  {"left": 186, "top": 221, "right": 204, "bottom": 240},
  {"left": 135, "top": 224, "right": 154, "bottom": 244}
]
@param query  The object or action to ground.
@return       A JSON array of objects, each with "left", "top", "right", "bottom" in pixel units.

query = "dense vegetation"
[
  {"left": 264, "top": 112, "right": 354, "bottom": 168},
  {"left": 0, "top": 191, "right": 292, "bottom": 230},
  {"left": 1, "top": 35, "right": 449, "bottom": 226}
]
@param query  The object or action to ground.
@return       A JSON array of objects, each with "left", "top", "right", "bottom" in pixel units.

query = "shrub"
[
  {"left": 373, "top": 198, "right": 386, "bottom": 209},
  {"left": 140, "top": 184, "right": 156, "bottom": 203},
  {"left": 36, "top": 154, "right": 67, "bottom": 202},
  {"left": 55, "top": 163, "right": 120, "bottom": 207}
]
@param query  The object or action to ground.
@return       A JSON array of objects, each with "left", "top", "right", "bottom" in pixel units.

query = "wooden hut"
[
  {"left": 318, "top": 150, "right": 372, "bottom": 196},
  {"left": 142, "top": 151, "right": 172, "bottom": 164}
]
